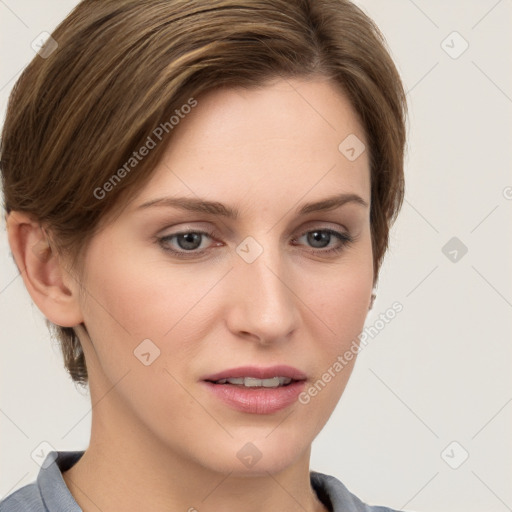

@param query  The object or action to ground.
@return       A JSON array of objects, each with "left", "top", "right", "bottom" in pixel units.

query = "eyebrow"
[{"left": 136, "top": 192, "right": 369, "bottom": 218}]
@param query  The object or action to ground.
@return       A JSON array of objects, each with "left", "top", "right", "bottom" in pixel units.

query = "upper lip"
[{"left": 202, "top": 365, "right": 307, "bottom": 382}]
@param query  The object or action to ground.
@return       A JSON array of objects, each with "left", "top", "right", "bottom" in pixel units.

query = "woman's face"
[{"left": 76, "top": 77, "right": 373, "bottom": 474}]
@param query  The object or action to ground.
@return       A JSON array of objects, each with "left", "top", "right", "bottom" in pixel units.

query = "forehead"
[{"left": 131, "top": 77, "right": 370, "bottom": 213}]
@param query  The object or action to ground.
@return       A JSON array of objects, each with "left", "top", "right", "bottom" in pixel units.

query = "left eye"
[
  {"left": 300, "top": 230, "right": 336, "bottom": 248},
  {"left": 293, "top": 228, "right": 353, "bottom": 253}
]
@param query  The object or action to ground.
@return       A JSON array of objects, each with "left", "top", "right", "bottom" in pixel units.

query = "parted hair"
[{"left": 1, "top": 0, "right": 407, "bottom": 384}]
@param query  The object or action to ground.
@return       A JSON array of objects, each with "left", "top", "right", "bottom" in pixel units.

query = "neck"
[{"left": 62, "top": 389, "right": 327, "bottom": 512}]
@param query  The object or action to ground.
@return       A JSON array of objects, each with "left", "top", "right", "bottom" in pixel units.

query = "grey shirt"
[{"left": 0, "top": 451, "right": 402, "bottom": 512}]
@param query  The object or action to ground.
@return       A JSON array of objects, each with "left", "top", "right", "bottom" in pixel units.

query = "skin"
[{"left": 7, "top": 77, "right": 373, "bottom": 512}]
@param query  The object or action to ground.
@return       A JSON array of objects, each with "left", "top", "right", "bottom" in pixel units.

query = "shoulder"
[
  {"left": 0, "top": 451, "right": 83, "bottom": 512},
  {"left": 0, "top": 483, "right": 45, "bottom": 512},
  {"left": 311, "top": 471, "right": 404, "bottom": 512}
]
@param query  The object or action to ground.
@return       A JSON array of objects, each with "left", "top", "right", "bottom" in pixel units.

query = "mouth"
[
  {"left": 208, "top": 376, "right": 295, "bottom": 388},
  {"left": 202, "top": 365, "right": 307, "bottom": 387},
  {"left": 201, "top": 365, "right": 307, "bottom": 414}
]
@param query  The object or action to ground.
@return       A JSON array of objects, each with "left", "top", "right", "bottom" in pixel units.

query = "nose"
[{"left": 225, "top": 241, "right": 300, "bottom": 345}]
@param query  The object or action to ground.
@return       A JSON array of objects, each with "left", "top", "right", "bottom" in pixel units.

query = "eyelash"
[{"left": 156, "top": 227, "right": 355, "bottom": 259}]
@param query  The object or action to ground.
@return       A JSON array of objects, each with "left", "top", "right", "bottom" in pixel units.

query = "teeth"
[{"left": 215, "top": 377, "right": 292, "bottom": 388}]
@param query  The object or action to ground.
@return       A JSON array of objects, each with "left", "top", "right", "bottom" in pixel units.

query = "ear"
[{"left": 6, "top": 211, "right": 84, "bottom": 327}]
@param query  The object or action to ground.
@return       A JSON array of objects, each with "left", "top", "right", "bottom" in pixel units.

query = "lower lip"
[{"left": 202, "top": 380, "right": 306, "bottom": 414}]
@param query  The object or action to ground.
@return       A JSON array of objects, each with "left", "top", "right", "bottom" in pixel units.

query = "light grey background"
[{"left": 1, "top": 1, "right": 511, "bottom": 511}]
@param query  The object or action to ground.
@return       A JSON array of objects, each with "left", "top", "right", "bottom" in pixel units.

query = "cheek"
[
  {"left": 77, "top": 243, "right": 165, "bottom": 376},
  {"left": 305, "top": 273, "right": 370, "bottom": 381},
  {"left": 78, "top": 243, "right": 228, "bottom": 380},
  {"left": 295, "top": 238, "right": 373, "bottom": 411},
  {"left": 314, "top": 274, "right": 371, "bottom": 329},
  {"left": 81, "top": 240, "right": 192, "bottom": 337},
  {"left": 305, "top": 244, "right": 373, "bottom": 344}
]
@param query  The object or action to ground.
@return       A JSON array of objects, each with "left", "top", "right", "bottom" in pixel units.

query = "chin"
[{"left": 190, "top": 428, "right": 311, "bottom": 476}]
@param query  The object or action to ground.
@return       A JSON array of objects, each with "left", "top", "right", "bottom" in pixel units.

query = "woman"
[{"left": 1, "top": 0, "right": 407, "bottom": 510}]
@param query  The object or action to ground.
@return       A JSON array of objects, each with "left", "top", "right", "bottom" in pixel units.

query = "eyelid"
[
  {"left": 292, "top": 217, "right": 351, "bottom": 234},
  {"left": 294, "top": 222, "right": 349, "bottom": 238},
  {"left": 156, "top": 227, "right": 218, "bottom": 247}
]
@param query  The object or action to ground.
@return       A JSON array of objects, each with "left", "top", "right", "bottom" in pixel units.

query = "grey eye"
[
  {"left": 175, "top": 232, "right": 203, "bottom": 250},
  {"left": 306, "top": 231, "right": 332, "bottom": 248}
]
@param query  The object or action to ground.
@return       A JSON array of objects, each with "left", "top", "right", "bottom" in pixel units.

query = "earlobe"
[{"left": 6, "top": 211, "right": 84, "bottom": 328}]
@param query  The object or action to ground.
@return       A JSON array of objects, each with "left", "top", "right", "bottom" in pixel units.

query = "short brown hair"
[{"left": 1, "top": 0, "right": 407, "bottom": 384}]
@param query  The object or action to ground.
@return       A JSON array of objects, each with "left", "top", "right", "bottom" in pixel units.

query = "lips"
[
  {"left": 202, "top": 365, "right": 307, "bottom": 383},
  {"left": 201, "top": 365, "right": 307, "bottom": 414}
]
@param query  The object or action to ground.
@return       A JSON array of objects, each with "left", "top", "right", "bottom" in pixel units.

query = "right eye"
[{"left": 157, "top": 229, "right": 220, "bottom": 258}]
